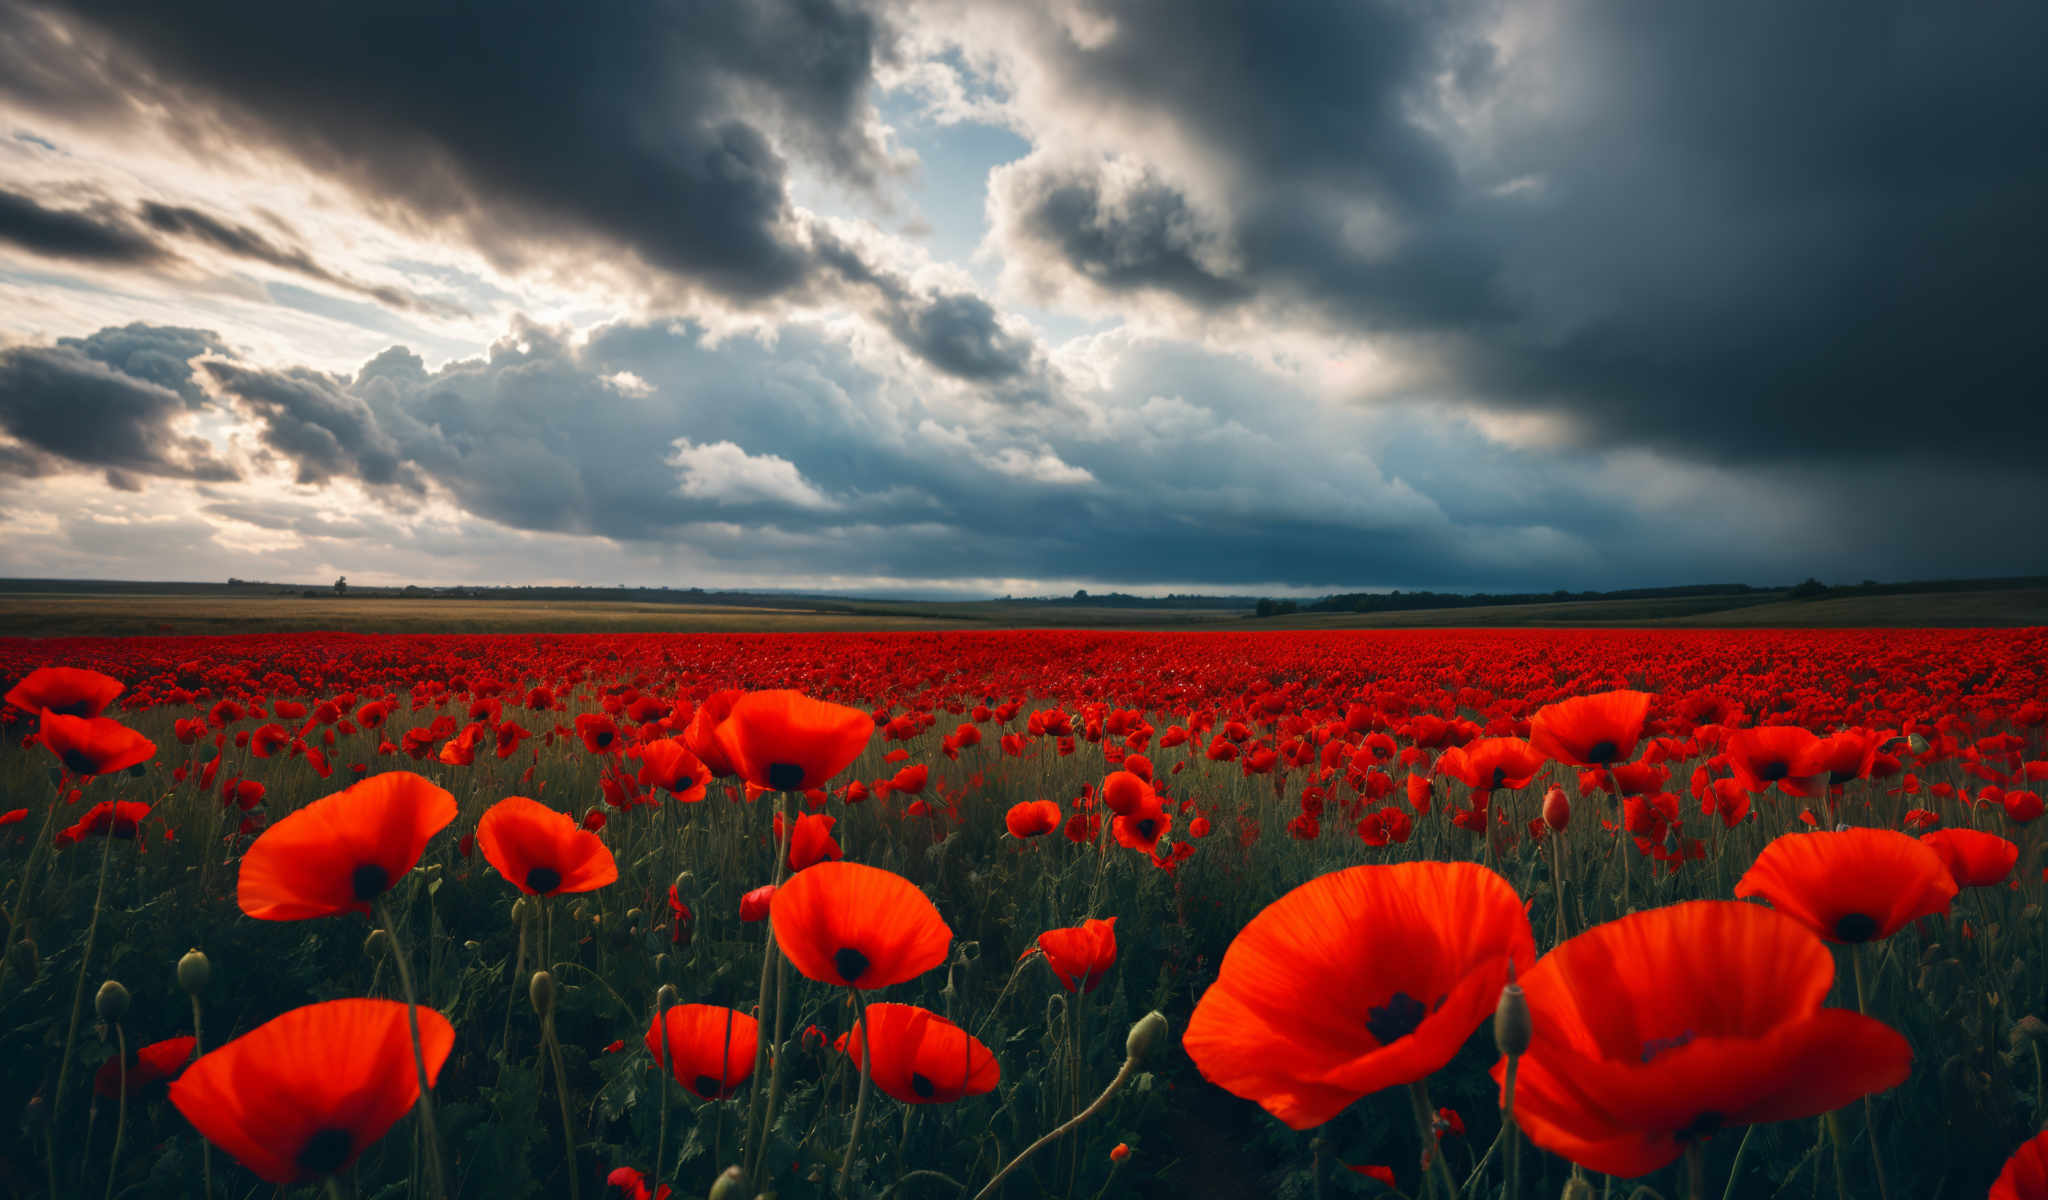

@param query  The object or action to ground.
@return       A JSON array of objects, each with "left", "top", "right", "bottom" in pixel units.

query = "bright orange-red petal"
[
  {"left": 1734, "top": 828, "right": 1956, "bottom": 943},
  {"left": 1918, "top": 827, "right": 2019, "bottom": 888},
  {"left": 1182, "top": 861, "right": 1533, "bottom": 1129},
  {"left": 1501, "top": 901, "right": 1909, "bottom": 1179},
  {"left": 237, "top": 772, "right": 456, "bottom": 920},
  {"left": 476, "top": 795, "right": 617, "bottom": 895},
  {"left": 1992, "top": 1130, "right": 2048, "bottom": 1200},
  {"left": 168, "top": 998, "right": 453, "bottom": 1185},
  {"left": 6, "top": 667, "right": 124, "bottom": 717},
  {"left": 1527, "top": 691, "right": 1653, "bottom": 767},
  {"left": 714, "top": 690, "right": 874, "bottom": 792},
  {"left": 645, "top": 1004, "right": 758, "bottom": 1099},
  {"left": 769, "top": 861, "right": 950, "bottom": 989},
  {"left": 845, "top": 1003, "right": 999, "bottom": 1105}
]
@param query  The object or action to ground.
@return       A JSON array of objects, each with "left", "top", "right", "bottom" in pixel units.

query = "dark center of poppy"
[
  {"left": 1828, "top": 770, "right": 1857, "bottom": 786},
  {"left": 1366, "top": 991, "right": 1428, "bottom": 1044},
  {"left": 296, "top": 1126, "right": 355, "bottom": 1176},
  {"left": 834, "top": 946, "right": 870, "bottom": 983},
  {"left": 351, "top": 862, "right": 391, "bottom": 900},
  {"left": 525, "top": 865, "right": 563, "bottom": 894},
  {"left": 1489, "top": 766, "right": 1507, "bottom": 789},
  {"left": 767, "top": 762, "right": 806, "bottom": 791},
  {"left": 592, "top": 730, "right": 614, "bottom": 749},
  {"left": 60, "top": 748, "right": 98, "bottom": 775},
  {"left": 1587, "top": 739, "right": 1619, "bottom": 764},
  {"left": 1135, "top": 818, "right": 1158, "bottom": 839},
  {"left": 51, "top": 700, "right": 93, "bottom": 717},
  {"left": 911, "top": 1072, "right": 936, "bottom": 1099},
  {"left": 694, "top": 1073, "right": 723, "bottom": 1098},
  {"left": 1756, "top": 761, "right": 1788, "bottom": 782},
  {"left": 1676, "top": 1111, "right": 1724, "bottom": 1144},
  {"left": 1833, "top": 912, "right": 1879, "bottom": 942}
]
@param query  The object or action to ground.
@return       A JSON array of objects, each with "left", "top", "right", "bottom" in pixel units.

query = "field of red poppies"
[{"left": 1, "top": 628, "right": 2045, "bottom": 1200}]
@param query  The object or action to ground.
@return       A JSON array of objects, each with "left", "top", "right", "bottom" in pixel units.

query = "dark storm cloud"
[
  {"left": 56, "top": 322, "right": 227, "bottom": 404},
  {"left": 198, "top": 360, "right": 425, "bottom": 493},
  {"left": 979, "top": 0, "right": 2048, "bottom": 465},
  {"left": 138, "top": 203, "right": 462, "bottom": 316},
  {"left": 4, "top": 1, "right": 1053, "bottom": 386},
  {"left": 5, "top": 0, "right": 883, "bottom": 298},
  {"left": 0, "top": 187, "right": 163, "bottom": 263},
  {"left": 0, "top": 340, "right": 237, "bottom": 482}
]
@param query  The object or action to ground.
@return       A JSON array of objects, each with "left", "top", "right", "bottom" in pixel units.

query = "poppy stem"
[
  {"left": 1684, "top": 1144, "right": 1705, "bottom": 1200},
  {"left": 0, "top": 779, "right": 65, "bottom": 998},
  {"left": 970, "top": 1052, "right": 1137, "bottom": 1200},
  {"left": 53, "top": 815, "right": 117, "bottom": 1136},
  {"left": 1718, "top": 1124, "right": 1757, "bottom": 1200},
  {"left": 1848, "top": 952, "right": 1890, "bottom": 1200},
  {"left": 542, "top": 1005, "right": 581, "bottom": 1200},
  {"left": 654, "top": 994, "right": 672, "bottom": 1192},
  {"left": 191, "top": 992, "right": 212, "bottom": 1200},
  {"left": 103, "top": 1021, "right": 125, "bottom": 1200},
  {"left": 1502, "top": 1054, "right": 1521, "bottom": 1200},
  {"left": 839, "top": 987, "right": 875, "bottom": 1197},
  {"left": 1407, "top": 1081, "right": 1457, "bottom": 1200},
  {"left": 374, "top": 899, "right": 449, "bottom": 1200},
  {"left": 750, "top": 789, "right": 800, "bottom": 1185}
]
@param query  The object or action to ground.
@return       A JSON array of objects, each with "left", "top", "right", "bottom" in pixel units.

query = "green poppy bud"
[
  {"left": 95, "top": 979, "right": 131, "bottom": 1022},
  {"left": 1125, "top": 1010, "right": 1169, "bottom": 1063},
  {"left": 177, "top": 948, "right": 211, "bottom": 995}
]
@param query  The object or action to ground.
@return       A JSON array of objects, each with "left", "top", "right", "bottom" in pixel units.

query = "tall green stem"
[
  {"left": 103, "top": 1022, "right": 126, "bottom": 1200},
  {"left": 54, "top": 826, "right": 118, "bottom": 1131},
  {"left": 375, "top": 898, "right": 448, "bottom": 1200},
  {"left": 839, "top": 987, "right": 875, "bottom": 1197}
]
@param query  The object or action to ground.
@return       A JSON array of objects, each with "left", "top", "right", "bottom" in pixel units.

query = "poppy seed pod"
[
  {"left": 1494, "top": 968, "right": 1531, "bottom": 1058},
  {"left": 708, "top": 1165, "right": 748, "bottom": 1200},
  {"left": 1126, "top": 1010, "right": 1169, "bottom": 1063},
  {"left": 177, "top": 948, "right": 211, "bottom": 995},
  {"left": 95, "top": 979, "right": 131, "bottom": 1021},
  {"left": 364, "top": 928, "right": 393, "bottom": 959},
  {"left": 529, "top": 969, "right": 555, "bottom": 1017}
]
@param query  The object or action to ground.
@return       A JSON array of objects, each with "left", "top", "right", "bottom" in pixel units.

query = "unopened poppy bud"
[
  {"left": 656, "top": 983, "right": 679, "bottom": 1013},
  {"left": 177, "top": 948, "right": 210, "bottom": 995},
  {"left": 364, "top": 928, "right": 393, "bottom": 959},
  {"left": 1125, "top": 1009, "right": 1169, "bottom": 1062},
  {"left": 625, "top": 906, "right": 644, "bottom": 931},
  {"left": 1905, "top": 733, "right": 1930, "bottom": 755},
  {"left": 2010, "top": 1015, "right": 2048, "bottom": 1050},
  {"left": 510, "top": 896, "right": 531, "bottom": 923},
  {"left": 95, "top": 979, "right": 130, "bottom": 1021},
  {"left": 707, "top": 1165, "right": 748, "bottom": 1200},
  {"left": 529, "top": 969, "right": 555, "bottom": 1017},
  {"left": 1560, "top": 1178, "right": 1595, "bottom": 1200},
  {"left": 672, "top": 871, "right": 693, "bottom": 896},
  {"left": 1494, "top": 966, "right": 1531, "bottom": 1058},
  {"left": 1542, "top": 786, "right": 1570, "bottom": 831}
]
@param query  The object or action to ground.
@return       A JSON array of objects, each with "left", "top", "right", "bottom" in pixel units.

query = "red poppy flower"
[
  {"left": 237, "top": 772, "right": 457, "bottom": 920},
  {"left": 774, "top": 811, "right": 844, "bottom": 871},
  {"left": 2005, "top": 790, "right": 2044, "bottom": 824},
  {"left": 95, "top": 1035, "right": 197, "bottom": 1098},
  {"left": 644, "top": 1003, "right": 758, "bottom": 1100},
  {"left": 769, "top": 861, "right": 951, "bottom": 989},
  {"left": 1499, "top": 901, "right": 1910, "bottom": 1178},
  {"left": 1734, "top": 827, "right": 1956, "bottom": 943},
  {"left": 739, "top": 884, "right": 776, "bottom": 922},
  {"left": 576, "top": 713, "right": 621, "bottom": 754},
  {"left": 683, "top": 689, "right": 742, "bottom": 778},
  {"left": 476, "top": 795, "right": 618, "bottom": 896},
  {"left": 841, "top": 1003, "right": 999, "bottom": 1104},
  {"left": 1005, "top": 799, "right": 1062, "bottom": 838},
  {"left": 1917, "top": 828, "right": 2019, "bottom": 889},
  {"left": 6, "top": 667, "right": 123, "bottom": 717},
  {"left": 632, "top": 739, "right": 711, "bottom": 801},
  {"left": 1036, "top": 917, "right": 1117, "bottom": 993},
  {"left": 713, "top": 690, "right": 874, "bottom": 793},
  {"left": 1527, "top": 691, "right": 1653, "bottom": 767},
  {"left": 605, "top": 1166, "right": 674, "bottom": 1200},
  {"left": 1112, "top": 791, "right": 1171, "bottom": 854},
  {"left": 1101, "top": 770, "right": 1152, "bottom": 816},
  {"left": 56, "top": 800, "right": 151, "bottom": 846},
  {"left": 1993, "top": 1129, "right": 2048, "bottom": 1200},
  {"left": 168, "top": 998, "right": 454, "bottom": 1186},
  {"left": 0, "top": 808, "right": 26, "bottom": 826},
  {"left": 1806, "top": 728, "right": 1888, "bottom": 786},
  {"left": 38, "top": 711, "right": 156, "bottom": 777},
  {"left": 1723, "top": 726, "right": 1823, "bottom": 797},
  {"left": 1183, "top": 861, "right": 1535, "bottom": 1129},
  {"left": 1434, "top": 738, "right": 1547, "bottom": 793}
]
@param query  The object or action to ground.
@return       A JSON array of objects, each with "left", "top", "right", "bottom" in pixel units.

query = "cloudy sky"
[{"left": 2, "top": 0, "right": 2043, "bottom": 597}]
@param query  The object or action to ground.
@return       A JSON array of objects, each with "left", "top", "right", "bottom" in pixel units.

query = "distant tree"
[
  {"left": 1074, "top": 589, "right": 1089, "bottom": 600},
  {"left": 1788, "top": 577, "right": 1828, "bottom": 599},
  {"left": 333, "top": 575, "right": 348, "bottom": 596}
]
